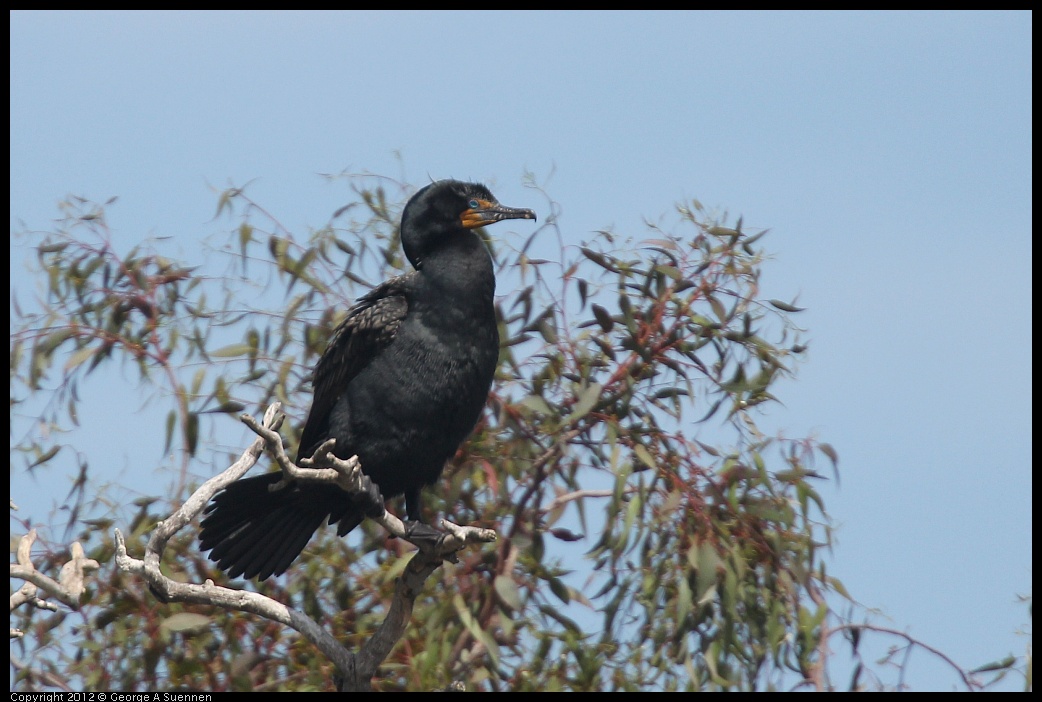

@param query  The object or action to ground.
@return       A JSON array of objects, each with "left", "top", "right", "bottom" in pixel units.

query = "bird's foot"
[
  {"left": 404, "top": 520, "right": 445, "bottom": 552},
  {"left": 350, "top": 473, "right": 386, "bottom": 519}
]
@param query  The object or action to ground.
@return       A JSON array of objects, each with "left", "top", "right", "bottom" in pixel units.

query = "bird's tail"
[{"left": 198, "top": 473, "right": 363, "bottom": 581}]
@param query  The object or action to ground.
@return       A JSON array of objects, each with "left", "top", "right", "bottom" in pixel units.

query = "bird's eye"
[{"left": 468, "top": 199, "right": 480, "bottom": 209}]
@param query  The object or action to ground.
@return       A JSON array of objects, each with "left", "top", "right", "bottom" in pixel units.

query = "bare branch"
[
  {"left": 828, "top": 623, "right": 982, "bottom": 692},
  {"left": 10, "top": 530, "right": 99, "bottom": 616},
  {"left": 114, "top": 401, "right": 497, "bottom": 691},
  {"left": 540, "top": 488, "right": 616, "bottom": 515}
]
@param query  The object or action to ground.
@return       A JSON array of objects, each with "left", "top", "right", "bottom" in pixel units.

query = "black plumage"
[{"left": 198, "top": 180, "right": 535, "bottom": 580}]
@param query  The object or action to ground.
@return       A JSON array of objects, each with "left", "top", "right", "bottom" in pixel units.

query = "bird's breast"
[{"left": 338, "top": 301, "right": 498, "bottom": 480}]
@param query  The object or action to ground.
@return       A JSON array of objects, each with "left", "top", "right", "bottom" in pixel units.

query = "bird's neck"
[{"left": 416, "top": 234, "right": 496, "bottom": 307}]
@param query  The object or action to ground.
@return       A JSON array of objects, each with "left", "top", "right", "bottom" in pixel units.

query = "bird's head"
[{"left": 401, "top": 180, "right": 536, "bottom": 269}]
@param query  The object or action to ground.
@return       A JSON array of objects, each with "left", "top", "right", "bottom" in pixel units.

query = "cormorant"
[{"left": 198, "top": 180, "right": 536, "bottom": 580}]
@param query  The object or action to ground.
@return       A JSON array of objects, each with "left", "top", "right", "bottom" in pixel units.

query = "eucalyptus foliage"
[{"left": 13, "top": 179, "right": 1013, "bottom": 691}]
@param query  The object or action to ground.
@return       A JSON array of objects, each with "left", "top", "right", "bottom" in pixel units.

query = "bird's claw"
[
  {"left": 350, "top": 474, "right": 386, "bottom": 519},
  {"left": 404, "top": 520, "right": 445, "bottom": 552}
]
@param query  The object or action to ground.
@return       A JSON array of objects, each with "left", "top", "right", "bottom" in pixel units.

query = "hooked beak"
[{"left": 461, "top": 200, "right": 537, "bottom": 229}]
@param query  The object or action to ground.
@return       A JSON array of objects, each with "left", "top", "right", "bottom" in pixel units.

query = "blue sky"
[{"left": 10, "top": 10, "right": 1031, "bottom": 690}]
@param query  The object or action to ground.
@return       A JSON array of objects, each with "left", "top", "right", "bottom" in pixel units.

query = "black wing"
[{"left": 296, "top": 273, "right": 413, "bottom": 461}]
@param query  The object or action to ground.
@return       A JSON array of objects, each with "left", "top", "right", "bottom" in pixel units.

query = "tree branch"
[
  {"left": 113, "top": 401, "right": 496, "bottom": 691},
  {"left": 10, "top": 529, "right": 100, "bottom": 638}
]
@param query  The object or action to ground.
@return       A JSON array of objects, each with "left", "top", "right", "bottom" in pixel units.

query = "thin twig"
[{"left": 828, "top": 623, "right": 980, "bottom": 691}]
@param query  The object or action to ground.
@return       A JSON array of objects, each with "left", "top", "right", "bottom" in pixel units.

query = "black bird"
[{"left": 198, "top": 180, "right": 536, "bottom": 580}]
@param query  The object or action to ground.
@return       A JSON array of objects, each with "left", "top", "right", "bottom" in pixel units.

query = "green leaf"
[
  {"left": 453, "top": 594, "right": 501, "bottom": 667},
  {"left": 969, "top": 655, "right": 1017, "bottom": 674},
  {"left": 676, "top": 575, "right": 693, "bottom": 623},
  {"left": 28, "top": 445, "right": 61, "bottom": 469},
  {"left": 209, "top": 343, "right": 254, "bottom": 358},
  {"left": 580, "top": 247, "right": 618, "bottom": 272},
  {"left": 549, "top": 577, "right": 571, "bottom": 605},
  {"left": 519, "top": 395, "right": 554, "bottom": 416},
  {"left": 827, "top": 576, "right": 852, "bottom": 601},
  {"left": 564, "top": 382, "right": 602, "bottom": 424},
  {"left": 37, "top": 329, "right": 75, "bottom": 357},
  {"left": 633, "top": 444, "right": 656, "bottom": 470},
  {"left": 64, "top": 345, "right": 96, "bottom": 372},
  {"left": 494, "top": 575, "right": 522, "bottom": 611},
  {"left": 200, "top": 401, "right": 246, "bottom": 414},
  {"left": 696, "top": 440, "right": 720, "bottom": 457},
  {"left": 708, "top": 296, "right": 728, "bottom": 324},
  {"left": 592, "top": 304, "right": 614, "bottom": 332},
  {"left": 186, "top": 412, "right": 199, "bottom": 456},
  {"left": 159, "top": 613, "right": 211, "bottom": 635},
  {"left": 654, "top": 264, "right": 682, "bottom": 280},
  {"left": 238, "top": 222, "right": 253, "bottom": 255},
  {"left": 768, "top": 299, "right": 806, "bottom": 312},
  {"left": 190, "top": 368, "right": 206, "bottom": 396},
  {"left": 163, "top": 410, "right": 176, "bottom": 455},
  {"left": 538, "top": 317, "right": 558, "bottom": 344},
  {"left": 537, "top": 604, "right": 582, "bottom": 634},
  {"left": 695, "top": 542, "right": 723, "bottom": 600}
]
